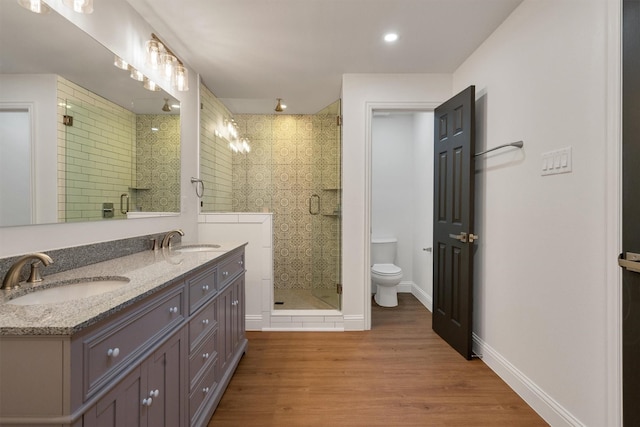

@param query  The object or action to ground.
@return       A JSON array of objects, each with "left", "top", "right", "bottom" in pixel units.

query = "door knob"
[
  {"left": 449, "top": 232, "right": 468, "bottom": 243},
  {"left": 619, "top": 252, "right": 640, "bottom": 273}
]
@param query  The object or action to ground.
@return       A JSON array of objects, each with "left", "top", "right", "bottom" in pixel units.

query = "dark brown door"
[
  {"left": 432, "top": 86, "right": 476, "bottom": 360},
  {"left": 622, "top": 1, "right": 640, "bottom": 424}
]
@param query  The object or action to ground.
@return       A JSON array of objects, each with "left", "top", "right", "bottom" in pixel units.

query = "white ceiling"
[{"left": 126, "top": 0, "right": 523, "bottom": 114}]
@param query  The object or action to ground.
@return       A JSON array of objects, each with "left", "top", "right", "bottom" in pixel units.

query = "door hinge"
[
  {"left": 63, "top": 115, "right": 73, "bottom": 126},
  {"left": 336, "top": 283, "right": 343, "bottom": 294},
  {"left": 337, "top": 115, "right": 342, "bottom": 126}
]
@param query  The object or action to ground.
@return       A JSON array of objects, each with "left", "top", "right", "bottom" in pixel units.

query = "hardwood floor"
[{"left": 207, "top": 294, "right": 548, "bottom": 426}]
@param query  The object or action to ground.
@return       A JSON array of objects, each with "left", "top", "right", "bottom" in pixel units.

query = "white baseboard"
[
  {"left": 472, "top": 333, "right": 584, "bottom": 427},
  {"left": 245, "top": 315, "right": 263, "bottom": 331},
  {"left": 410, "top": 284, "right": 432, "bottom": 311}
]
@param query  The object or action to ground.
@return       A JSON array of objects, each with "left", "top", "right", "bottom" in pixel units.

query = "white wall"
[
  {"left": 453, "top": 0, "right": 615, "bottom": 425},
  {"left": 0, "top": 75, "right": 58, "bottom": 225},
  {"left": 340, "top": 73, "right": 451, "bottom": 330},
  {"left": 412, "top": 112, "right": 434, "bottom": 306},
  {"left": 0, "top": 0, "right": 200, "bottom": 257}
]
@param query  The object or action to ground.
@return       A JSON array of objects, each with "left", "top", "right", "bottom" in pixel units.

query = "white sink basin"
[
  {"left": 7, "top": 277, "right": 130, "bottom": 306},
  {"left": 175, "top": 244, "right": 222, "bottom": 253}
]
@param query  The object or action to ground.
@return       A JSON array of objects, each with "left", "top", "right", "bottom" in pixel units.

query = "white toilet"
[{"left": 371, "top": 237, "right": 403, "bottom": 307}]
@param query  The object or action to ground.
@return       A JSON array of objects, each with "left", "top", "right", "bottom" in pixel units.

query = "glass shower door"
[{"left": 310, "top": 100, "right": 342, "bottom": 310}]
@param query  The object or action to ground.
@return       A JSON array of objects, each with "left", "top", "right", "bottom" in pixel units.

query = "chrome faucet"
[
  {"left": 1, "top": 253, "right": 54, "bottom": 290},
  {"left": 161, "top": 229, "right": 185, "bottom": 248}
]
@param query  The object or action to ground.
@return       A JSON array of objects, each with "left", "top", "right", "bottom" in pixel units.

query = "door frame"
[
  {"left": 364, "top": 101, "right": 441, "bottom": 330},
  {"left": 606, "top": 0, "right": 623, "bottom": 425}
]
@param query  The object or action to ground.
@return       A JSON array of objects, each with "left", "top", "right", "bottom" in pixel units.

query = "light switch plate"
[{"left": 542, "top": 146, "right": 572, "bottom": 176}]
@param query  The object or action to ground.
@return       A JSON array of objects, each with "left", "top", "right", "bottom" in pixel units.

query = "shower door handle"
[{"left": 309, "top": 194, "right": 320, "bottom": 215}]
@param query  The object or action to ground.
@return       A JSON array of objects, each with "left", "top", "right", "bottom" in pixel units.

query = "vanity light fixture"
[
  {"left": 129, "top": 67, "right": 145, "bottom": 82},
  {"left": 145, "top": 33, "right": 189, "bottom": 92},
  {"left": 62, "top": 0, "right": 93, "bottom": 14},
  {"left": 113, "top": 55, "right": 129, "bottom": 70},
  {"left": 17, "top": 0, "right": 51, "bottom": 14},
  {"left": 143, "top": 77, "right": 161, "bottom": 92}
]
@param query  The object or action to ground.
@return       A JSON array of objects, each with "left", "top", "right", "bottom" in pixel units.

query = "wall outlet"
[{"left": 541, "top": 146, "right": 572, "bottom": 176}]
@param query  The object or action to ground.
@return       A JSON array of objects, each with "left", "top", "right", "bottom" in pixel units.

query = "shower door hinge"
[
  {"left": 336, "top": 115, "right": 342, "bottom": 126},
  {"left": 336, "top": 283, "right": 343, "bottom": 294},
  {"left": 63, "top": 115, "right": 73, "bottom": 126}
]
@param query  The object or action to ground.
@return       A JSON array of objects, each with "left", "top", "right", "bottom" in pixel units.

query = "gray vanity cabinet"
[
  {"left": 83, "top": 328, "right": 186, "bottom": 427},
  {"left": 0, "top": 245, "right": 247, "bottom": 427},
  {"left": 188, "top": 250, "right": 246, "bottom": 427}
]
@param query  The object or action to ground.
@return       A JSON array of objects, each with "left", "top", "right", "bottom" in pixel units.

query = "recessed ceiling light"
[{"left": 384, "top": 33, "right": 398, "bottom": 43}]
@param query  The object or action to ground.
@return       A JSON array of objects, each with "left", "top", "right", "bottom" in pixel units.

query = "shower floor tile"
[{"left": 273, "top": 288, "right": 337, "bottom": 310}]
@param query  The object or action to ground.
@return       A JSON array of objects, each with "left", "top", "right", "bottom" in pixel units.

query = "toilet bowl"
[{"left": 371, "top": 237, "right": 403, "bottom": 307}]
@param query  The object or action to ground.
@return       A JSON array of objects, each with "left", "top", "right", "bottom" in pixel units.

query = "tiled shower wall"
[
  {"left": 200, "top": 83, "right": 234, "bottom": 212},
  {"left": 134, "top": 115, "right": 181, "bottom": 213},
  {"left": 57, "top": 77, "right": 180, "bottom": 221},
  {"left": 57, "top": 77, "right": 135, "bottom": 222},
  {"left": 232, "top": 113, "right": 341, "bottom": 292}
]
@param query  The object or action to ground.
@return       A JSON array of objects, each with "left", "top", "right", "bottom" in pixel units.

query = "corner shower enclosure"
[{"left": 230, "top": 101, "right": 342, "bottom": 310}]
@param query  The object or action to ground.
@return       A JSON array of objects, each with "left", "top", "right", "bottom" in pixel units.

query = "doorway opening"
[{"left": 368, "top": 107, "right": 435, "bottom": 327}]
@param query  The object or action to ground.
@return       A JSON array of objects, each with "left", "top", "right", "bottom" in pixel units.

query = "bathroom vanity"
[{"left": 0, "top": 243, "right": 247, "bottom": 427}]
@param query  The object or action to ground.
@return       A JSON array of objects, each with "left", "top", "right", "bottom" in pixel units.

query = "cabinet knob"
[
  {"left": 202, "top": 319, "right": 209, "bottom": 325},
  {"left": 169, "top": 306, "right": 178, "bottom": 314},
  {"left": 238, "top": 260, "right": 243, "bottom": 266},
  {"left": 222, "top": 271, "right": 229, "bottom": 277},
  {"left": 202, "top": 284, "right": 209, "bottom": 291},
  {"left": 149, "top": 389, "right": 159, "bottom": 398},
  {"left": 107, "top": 348, "right": 120, "bottom": 358},
  {"left": 142, "top": 397, "right": 153, "bottom": 406},
  {"left": 203, "top": 352, "right": 209, "bottom": 359},
  {"left": 202, "top": 387, "right": 210, "bottom": 394}
]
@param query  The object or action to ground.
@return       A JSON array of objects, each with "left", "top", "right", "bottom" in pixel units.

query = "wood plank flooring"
[{"left": 207, "top": 294, "right": 548, "bottom": 426}]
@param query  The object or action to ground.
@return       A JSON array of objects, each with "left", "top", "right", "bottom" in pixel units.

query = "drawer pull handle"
[
  {"left": 149, "top": 389, "right": 159, "bottom": 398},
  {"left": 203, "top": 352, "right": 209, "bottom": 359},
  {"left": 202, "top": 319, "right": 209, "bottom": 325},
  {"left": 169, "top": 306, "right": 178, "bottom": 314},
  {"left": 203, "top": 387, "right": 210, "bottom": 394},
  {"left": 107, "top": 348, "right": 120, "bottom": 358},
  {"left": 142, "top": 397, "right": 153, "bottom": 406},
  {"left": 202, "top": 285, "right": 209, "bottom": 291},
  {"left": 222, "top": 271, "right": 229, "bottom": 277}
]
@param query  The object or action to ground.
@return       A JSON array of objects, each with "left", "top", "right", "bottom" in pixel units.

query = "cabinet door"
[
  {"left": 217, "top": 284, "right": 234, "bottom": 374},
  {"left": 145, "top": 329, "right": 185, "bottom": 427},
  {"left": 231, "top": 277, "right": 245, "bottom": 352},
  {"left": 83, "top": 367, "right": 143, "bottom": 427}
]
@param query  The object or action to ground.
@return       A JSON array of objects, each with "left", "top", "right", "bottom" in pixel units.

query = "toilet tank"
[{"left": 371, "top": 237, "right": 397, "bottom": 264}]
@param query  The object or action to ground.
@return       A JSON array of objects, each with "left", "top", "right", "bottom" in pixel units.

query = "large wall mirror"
[{"left": 0, "top": 0, "right": 181, "bottom": 227}]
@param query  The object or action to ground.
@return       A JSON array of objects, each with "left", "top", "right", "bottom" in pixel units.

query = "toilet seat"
[{"left": 372, "top": 263, "right": 402, "bottom": 276}]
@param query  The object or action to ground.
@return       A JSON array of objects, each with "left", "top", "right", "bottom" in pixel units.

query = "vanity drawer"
[
  {"left": 188, "top": 265, "right": 217, "bottom": 314},
  {"left": 189, "top": 328, "right": 217, "bottom": 391},
  {"left": 83, "top": 286, "right": 185, "bottom": 399},
  {"left": 189, "top": 356, "right": 219, "bottom": 424},
  {"left": 217, "top": 252, "right": 245, "bottom": 290},
  {"left": 189, "top": 299, "right": 217, "bottom": 351}
]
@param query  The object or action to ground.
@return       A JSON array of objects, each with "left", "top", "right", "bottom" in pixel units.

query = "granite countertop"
[{"left": 0, "top": 242, "right": 246, "bottom": 336}]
